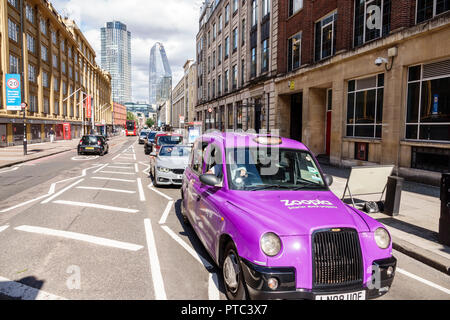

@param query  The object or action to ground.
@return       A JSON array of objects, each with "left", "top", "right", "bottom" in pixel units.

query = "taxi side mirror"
[
  {"left": 200, "top": 174, "right": 223, "bottom": 188},
  {"left": 324, "top": 174, "right": 333, "bottom": 187}
]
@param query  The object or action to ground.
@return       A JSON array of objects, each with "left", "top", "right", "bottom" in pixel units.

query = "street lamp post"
[{"left": 21, "top": 103, "right": 27, "bottom": 155}]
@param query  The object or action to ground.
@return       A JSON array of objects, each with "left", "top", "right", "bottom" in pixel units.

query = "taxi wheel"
[
  {"left": 180, "top": 194, "right": 190, "bottom": 226},
  {"left": 222, "top": 242, "right": 248, "bottom": 300}
]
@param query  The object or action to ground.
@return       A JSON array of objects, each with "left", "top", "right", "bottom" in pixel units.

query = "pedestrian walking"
[{"left": 49, "top": 128, "right": 55, "bottom": 143}]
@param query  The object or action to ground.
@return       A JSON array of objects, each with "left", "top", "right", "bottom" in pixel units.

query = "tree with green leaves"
[
  {"left": 127, "top": 112, "right": 136, "bottom": 121},
  {"left": 146, "top": 118, "right": 155, "bottom": 128}
]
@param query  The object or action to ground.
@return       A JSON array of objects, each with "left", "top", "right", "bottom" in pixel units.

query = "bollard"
[
  {"left": 439, "top": 173, "right": 450, "bottom": 246},
  {"left": 384, "top": 176, "right": 404, "bottom": 216}
]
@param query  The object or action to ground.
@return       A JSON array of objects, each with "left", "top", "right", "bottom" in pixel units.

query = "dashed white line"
[
  {"left": 100, "top": 171, "right": 135, "bottom": 175},
  {"left": 161, "top": 225, "right": 213, "bottom": 270},
  {"left": 0, "top": 225, "right": 9, "bottom": 233},
  {"left": 41, "top": 179, "right": 84, "bottom": 204},
  {"left": 137, "top": 178, "right": 146, "bottom": 202},
  {"left": 148, "top": 184, "right": 173, "bottom": 201},
  {"left": 92, "top": 177, "right": 136, "bottom": 183},
  {"left": 15, "top": 225, "right": 143, "bottom": 251},
  {"left": 76, "top": 186, "right": 136, "bottom": 194},
  {"left": 144, "top": 219, "right": 167, "bottom": 300},
  {"left": 135, "top": 163, "right": 139, "bottom": 173},
  {"left": 108, "top": 166, "right": 133, "bottom": 170},
  {"left": 0, "top": 194, "right": 50, "bottom": 213},
  {"left": 0, "top": 276, "right": 67, "bottom": 300},
  {"left": 52, "top": 200, "right": 139, "bottom": 213},
  {"left": 93, "top": 164, "right": 109, "bottom": 174},
  {"left": 159, "top": 201, "right": 174, "bottom": 225},
  {"left": 397, "top": 268, "right": 450, "bottom": 295}
]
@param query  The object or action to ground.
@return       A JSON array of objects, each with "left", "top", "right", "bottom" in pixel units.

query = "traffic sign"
[{"left": 6, "top": 74, "right": 22, "bottom": 111}]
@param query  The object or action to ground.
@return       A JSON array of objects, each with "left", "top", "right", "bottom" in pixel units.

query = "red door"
[{"left": 326, "top": 111, "right": 332, "bottom": 155}]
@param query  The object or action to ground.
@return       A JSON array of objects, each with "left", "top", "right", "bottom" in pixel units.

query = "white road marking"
[
  {"left": 159, "top": 201, "right": 174, "bottom": 225},
  {"left": 0, "top": 225, "right": 9, "bottom": 233},
  {"left": 93, "top": 164, "right": 109, "bottom": 173},
  {"left": 0, "top": 276, "right": 67, "bottom": 300},
  {"left": 0, "top": 194, "right": 50, "bottom": 213},
  {"left": 15, "top": 225, "right": 143, "bottom": 251},
  {"left": 92, "top": 177, "right": 136, "bottom": 183},
  {"left": 135, "top": 163, "right": 139, "bottom": 173},
  {"left": 144, "top": 219, "right": 167, "bottom": 300},
  {"left": 397, "top": 268, "right": 450, "bottom": 295},
  {"left": 100, "top": 171, "right": 135, "bottom": 175},
  {"left": 148, "top": 185, "right": 173, "bottom": 201},
  {"left": 208, "top": 273, "right": 221, "bottom": 300},
  {"left": 52, "top": 200, "right": 139, "bottom": 213},
  {"left": 114, "top": 162, "right": 134, "bottom": 165},
  {"left": 107, "top": 166, "right": 133, "bottom": 169},
  {"left": 161, "top": 225, "right": 213, "bottom": 270},
  {"left": 76, "top": 186, "right": 136, "bottom": 194},
  {"left": 137, "top": 178, "right": 146, "bottom": 202},
  {"left": 112, "top": 153, "right": 123, "bottom": 161},
  {"left": 41, "top": 179, "right": 84, "bottom": 204},
  {"left": 0, "top": 166, "right": 19, "bottom": 174}
]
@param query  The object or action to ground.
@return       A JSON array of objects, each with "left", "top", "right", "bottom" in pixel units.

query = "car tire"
[
  {"left": 180, "top": 193, "right": 190, "bottom": 226},
  {"left": 222, "top": 242, "right": 248, "bottom": 301}
]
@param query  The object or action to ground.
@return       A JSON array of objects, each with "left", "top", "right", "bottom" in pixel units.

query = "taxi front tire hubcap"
[{"left": 223, "top": 253, "right": 240, "bottom": 293}]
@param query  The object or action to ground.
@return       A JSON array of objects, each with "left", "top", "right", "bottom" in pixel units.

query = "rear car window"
[
  {"left": 81, "top": 136, "right": 98, "bottom": 145},
  {"left": 157, "top": 135, "right": 183, "bottom": 146}
]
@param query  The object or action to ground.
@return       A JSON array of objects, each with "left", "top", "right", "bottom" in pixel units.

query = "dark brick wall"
[{"left": 391, "top": 0, "right": 416, "bottom": 30}]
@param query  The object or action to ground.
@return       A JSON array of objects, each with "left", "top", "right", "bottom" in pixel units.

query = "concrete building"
[
  {"left": 124, "top": 101, "right": 156, "bottom": 120},
  {"left": 101, "top": 21, "right": 132, "bottom": 105},
  {"left": 149, "top": 42, "right": 172, "bottom": 106},
  {"left": 195, "top": 0, "right": 278, "bottom": 133},
  {"left": 0, "top": 0, "right": 112, "bottom": 146},
  {"left": 113, "top": 102, "right": 126, "bottom": 131},
  {"left": 172, "top": 60, "right": 198, "bottom": 129},
  {"left": 274, "top": 0, "right": 450, "bottom": 184}
]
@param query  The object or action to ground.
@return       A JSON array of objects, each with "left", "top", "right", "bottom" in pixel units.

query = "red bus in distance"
[{"left": 126, "top": 120, "right": 137, "bottom": 136}]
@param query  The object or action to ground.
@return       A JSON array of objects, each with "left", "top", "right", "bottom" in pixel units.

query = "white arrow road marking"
[
  {"left": 159, "top": 201, "right": 174, "bottom": 225},
  {"left": 144, "top": 219, "right": 167, "bottom": 300},
  {"left": 161, "top": 225, "right": 213, "bottom": 270},
  {"left": 52, "top": 200, "right": 139, "bottom": 213},
  {"left": 208, "top": 273, "right": 221, "bottom": 300},
  {"left": 76, "top": 186, "right": 136, "bottom": 194},
  {"left": 15, "top": 226, "right": 143, "bottom": 251},
  {"left": 0, "top": 225, "right": 9, "bottom": 233},
  {"left": 397, "top": 268, "right": 450, "bottom": 295},
  {"left": 0, "top": 276, "right": 67, "bottom": 300},
  {"left": 41, "top": 179, "right": 84, "bottom": 204},
  {"left": 92, "top": 177, "right": 136, "bottom": 183}
]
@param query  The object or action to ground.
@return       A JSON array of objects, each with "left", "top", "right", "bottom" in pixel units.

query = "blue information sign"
[{"left": 5, "top": 74, "right": 22, "bottom": 111}]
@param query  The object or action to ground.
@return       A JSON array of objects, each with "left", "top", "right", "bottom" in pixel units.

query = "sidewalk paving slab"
[{"left": 321, "top": 163, "right": 450, "bottom": 276}]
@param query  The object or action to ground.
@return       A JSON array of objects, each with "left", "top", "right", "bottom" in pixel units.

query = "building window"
[
  {"left": 406, "top": 60, "right": 450, "bottom": 142},
  {"left": 28, "top": 64, "right": 36, "bottom": 83},
  {"left": 9, "top": 54, "right": 19, "bottom": 73},
  {"left": 417, "top": 0, "right": 450, "bottom": 23},
  {"left": 8, "top": 0, "right": 18, "bottom": 9},
  {"left": 347, "top": 74, "right": 385, "bottom": 138},
  {"left": 61, "top": 40, "right": 65, "bottom": 52},
  {"left": 40, "top": 19, "right": 47, "bottom": 35},
  {"left": 242, "top": 19, "right": 246, "bottom": 45},
  {"left": 218, "top": 75, "right": 222, "bottom": 95},
  {"left": 262, "top": 0, "right": 271, "bottom": 17},
  {"left": 69, "top": 66, "right": 73, "bottom": 78},
  {"left": 44, "top": 97, "right": 50, "bottom": 114},
  {"left": 233, "top": 28, "right": 238, "bottom": 51},
  {"left": 41, "top": 45, "right": 48, "bottom": 62},
  {"left": 68, "top": 47, "right": 72, "bottom": 58},
  {"left": 289, "top": 0, "right": 303, "bottom": 16},
  {"left": 236, "top": 103, "right": 243, "bottom": 129},
  {"left": 54, "top": 100, "right": 59, "bottom": 115},
  {"left": 213, "top": 23, "right": 217, "bottom": 39},
  {"left": 26, "top": 4, "right": 34, "bottom": 23},
  {"left": 27, "top": 34, "right": 36, "bottom": 54},
  {"left": 54, "top": 79, "right": 59, "bottom": 92},
  {"left": 225, "top": 4, "right": 230, "bottom": 24},
  {"left": 212, "top": 79, "right": 216, "bottom": 98},
  {"left": 29, "top": 95, "right": 37, "bottom": 113},
  {"left": 241, "top": 59, "right": 245, "bottom": 85},
  {"left": 232, "top": 65, "right": 238, "bottom": 89},
  {"left": 53, "top": 54, "right": 58, "bottom": 69},
  {"left": 224, "top": 70, "right": 229, "bottom": 93},
  {"left": 315, "top": 12, "right": 337, "bottom": 61},
  {"left": 62, "top": 61, "right": 66, "bottom": 74},
  {"left": 354, "top": 0, "right": 391, "bottom": 47},
  {"left": 233, "top": 0, "right": 239, "bottom": 12},
  {"left": 212, "top": 51, "right": 216, "bottom": 69},
  {"left": 251, "top": 47, "right": 257, "bottom": 78},
  {"left": 76, "top": 71, "right": 79, "bottom": 82},
  {"left": 8, "top": 19, "right": 18, "bottom": 42},
  {"left": 42, "top": 72, "right": 49, "bottom": 88},
  {"left": 261, "top": 39, "right": 269, "bottom": 73},
  {"left": 63, "top": 81, "right": 67, "bottom": 95},
  {"left": 251, "top": 0, "right": 258, "bottom": 27},
  {"left": 225, "top": 37, "right": 230, "bottom": 59},
  {"left": 218, "top": 45, "right": 222, "bottom": 64},
  {"left": 52, "top": 30, "right": 57, "bottom": 44},
  {"left": 288, "top": 33, "right": 301, "bottom": 71},
  {"left": 219, "top": 15, "right": 223, "bottom": 32}
]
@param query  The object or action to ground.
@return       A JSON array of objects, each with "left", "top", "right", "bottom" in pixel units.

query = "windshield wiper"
[{"left": 245, "top": 183, "right": 325, "bottom": 191}]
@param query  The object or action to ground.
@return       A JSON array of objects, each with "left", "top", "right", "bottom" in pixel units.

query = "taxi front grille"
[{"left": 312, "top": 229, "right": 363, "bottom": 289}]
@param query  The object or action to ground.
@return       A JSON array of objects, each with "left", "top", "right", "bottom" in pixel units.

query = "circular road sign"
[{"left": 7, "top": 78, "right": 20, "bottom": 90}]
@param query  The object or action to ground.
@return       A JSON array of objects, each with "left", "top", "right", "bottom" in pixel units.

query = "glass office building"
[
  {"left": 149, "top": 42, "right": 172, "bottom": 105},
  {"left": 101, "top": 21, "right": 132, "bottom": 105}
]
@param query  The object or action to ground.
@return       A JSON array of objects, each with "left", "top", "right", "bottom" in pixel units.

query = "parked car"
[
  {"left": 181, "top": 132, "right": 396, "bottom": 300},
  {"left": 153, "top": 132, "right": 183, "bottom": 154},
  {"left": 138, "top": 130, "right": 150, "bottom": 144},
  {"left": 150, "top": 145, "right": 192, "bottom": 187},
  {"left": 144, "top": 131, "right": 160, "bottom": 155},
  {"left": 78, "top": 135, "right": 109, "bottom": 156}
]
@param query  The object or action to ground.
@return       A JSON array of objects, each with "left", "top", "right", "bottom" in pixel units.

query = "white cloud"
[{"left": 52, "top": 0, "right": 200, "bottom": 102}]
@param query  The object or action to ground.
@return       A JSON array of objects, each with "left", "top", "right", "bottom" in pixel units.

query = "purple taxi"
[{"left": 181, "top": 132, "right": 396, "bottom": 300}]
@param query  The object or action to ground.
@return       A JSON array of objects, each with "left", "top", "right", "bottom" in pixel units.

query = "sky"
[{"left": 51, "top": 0, "right": 202, "bottom": 103}]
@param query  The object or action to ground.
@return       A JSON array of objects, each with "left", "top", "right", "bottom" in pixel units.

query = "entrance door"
[
  {"left": 254, "top": 99, "right": 262, "bottom": 133},
  {"left": 290, "top": 93, "right": 303, "bottom": 142},
  {"left": 325, "top": 89, "right": 332, "bottom": 155}
]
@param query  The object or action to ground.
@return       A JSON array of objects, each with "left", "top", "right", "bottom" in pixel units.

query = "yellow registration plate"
[{"left": 86, "top": 147, "right": 94, "bottom": 150}]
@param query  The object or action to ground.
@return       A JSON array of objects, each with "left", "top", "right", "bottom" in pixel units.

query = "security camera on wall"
[{"left": 375, "top": 57, "right": 389, "bottom": 66}]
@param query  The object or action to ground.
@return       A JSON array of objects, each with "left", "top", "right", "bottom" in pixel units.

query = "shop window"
[
  {"left": 228, "top": 104, "right": 234, "bottom": 129},
  {"left": 406, "top": 60, "right": 450, "bottom": 142},
  {"left": 0, "top": 125, "right": 7, "bottom": 147},
  {"left": 412, "top": 147, "right": 450, "bottom": 173},
  {"left": 12, "top": 124, "right": 24, "bottom": 143},
  {"left": 347, "top": 74, "right": 384, "bottom": 138},
  {"left": 31, "top": 125, "right": 41, "bottom": 140},
  {"left": 236, "top": 103, "right": 243, "bottom": 130}
]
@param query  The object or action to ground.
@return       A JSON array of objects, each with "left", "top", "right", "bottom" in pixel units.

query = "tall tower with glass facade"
[
  {"left": 101, "top": 21, "right": 132, "bottom": 104},
  {"left": 149, "top": 42, "right": 172, "bottom": 105}
]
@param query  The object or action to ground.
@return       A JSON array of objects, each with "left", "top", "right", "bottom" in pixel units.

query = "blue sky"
[{"left": 51, "top": 0, "right": 201, "bottom": 103}]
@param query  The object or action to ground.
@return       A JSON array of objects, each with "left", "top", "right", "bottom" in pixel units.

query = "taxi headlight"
[
  {"left": 260, "top": 233, "right": 282, "bottom": 257},
  {"left": 374, "top": 228, "right": 391, "bottom": 249},
  {"left": 157, "top": 167, "right": 170, "bottom": 173}
]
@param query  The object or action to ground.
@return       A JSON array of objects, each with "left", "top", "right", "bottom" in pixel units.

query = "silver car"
[{"left": 151, "top": 145, "right": 192, "bottom": 187}]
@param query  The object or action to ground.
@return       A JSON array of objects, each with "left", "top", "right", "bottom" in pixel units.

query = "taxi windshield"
[
  {"left": 159, "top": 146, "right": 191, "bottom": 157},
  {"left": 225, "top": 148, "right": 327, "bottom": 191}
]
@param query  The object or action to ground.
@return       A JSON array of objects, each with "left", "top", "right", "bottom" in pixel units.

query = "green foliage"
[
  {"left": 127, "top": 112, "right": 136, "bottom": 121},
  {"left": 146, "top": 118, "right": 155, "bottom": 128}
]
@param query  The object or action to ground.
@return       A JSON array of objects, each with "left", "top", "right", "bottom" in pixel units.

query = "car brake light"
[{"left": 98, "top": 141, "right": 102, "bottom": 146}]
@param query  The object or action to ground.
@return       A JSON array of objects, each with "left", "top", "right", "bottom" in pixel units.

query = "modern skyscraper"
[
  {"left": 149, "top": 42, "right": 172, "bottom": 105},
  {"left": 101, "top": 21, "right": 132, "bottom": 104}
]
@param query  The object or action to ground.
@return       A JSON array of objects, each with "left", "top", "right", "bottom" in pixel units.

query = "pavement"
[
  {"left": 0, "top": 134, "right": 129, "bottom": 170},
  {"left": 321, "top": 163, "right": 450, "bottom": 276}
]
